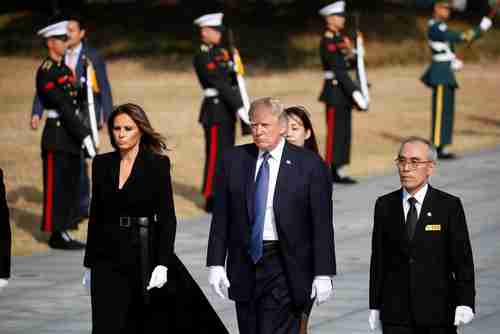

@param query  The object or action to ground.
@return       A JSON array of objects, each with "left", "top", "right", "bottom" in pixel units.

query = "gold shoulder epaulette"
[
  {"left": 41, "top": 59, "right": 53, "bottom": 71},
  {"left": 324, "top": 31, "right": 334, "bottom": 38},
  {"left": 461, "top": 29, "right": 475, "bottom": 42}
]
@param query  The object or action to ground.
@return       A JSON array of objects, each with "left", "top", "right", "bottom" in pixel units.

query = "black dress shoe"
[
  {"left": 332, "top": 169, "right": 358, "bottom": 184},
  {"left": 437, "top": 151, "right": 457, "bottom": 160},
  {"left": 49, "top": 233, "right": 86, "bottom": 250}
]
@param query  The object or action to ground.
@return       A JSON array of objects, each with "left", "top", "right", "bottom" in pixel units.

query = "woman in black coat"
[{"left": 83, "top": 103, "right": 228, "bottom": 333}]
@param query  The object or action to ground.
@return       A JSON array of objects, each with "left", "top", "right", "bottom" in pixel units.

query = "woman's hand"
[{"left": 147, "top": 265, "right": 168, "bottom": 290}]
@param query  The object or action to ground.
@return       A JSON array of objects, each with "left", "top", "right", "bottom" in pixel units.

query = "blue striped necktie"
[{"left": 249, "top": 152, "right": 270, "bottom": 263}]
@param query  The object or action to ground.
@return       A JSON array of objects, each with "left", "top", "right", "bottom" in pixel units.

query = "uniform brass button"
[{"left": 56, "top": 121, "right": 61, "bottom": 127}]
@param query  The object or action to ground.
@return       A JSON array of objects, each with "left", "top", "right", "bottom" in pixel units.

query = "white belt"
[
  {"left": 324, "top": 71, "right": 334, "bottom": 80},
  {"left": 46, "top": 110, "right": 60, "bottom": 119},
  {"left": 432, "top": 53, "right": 455, "bottom": 62},
  {"left": 204, "top": 88, "right": 219, "bottom": 97}
]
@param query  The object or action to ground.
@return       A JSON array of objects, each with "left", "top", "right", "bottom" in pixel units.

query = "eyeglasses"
[{"left": 394, "top": 158, "right": 433, "bottom": 170}]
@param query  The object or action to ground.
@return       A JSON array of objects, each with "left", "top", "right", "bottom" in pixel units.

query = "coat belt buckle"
[{"left": 120, "top": 217, "right": 131, "bottom": 228}]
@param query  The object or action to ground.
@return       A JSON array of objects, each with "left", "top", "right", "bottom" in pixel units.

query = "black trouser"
[
  {"left": 236, "top": 246, "right": 313, "bottom": 334},
  {"left": 201, "top": 121, "right": 235, "bottom": 199},
  {"left": 324, "top": 104, "right": 352, "bottom": 169},
  {"left": 383, "top": 324, "right": 456, "bottom": 334},
  {"left": 41, "top": 150, "right": 81, "bottom": 232}
]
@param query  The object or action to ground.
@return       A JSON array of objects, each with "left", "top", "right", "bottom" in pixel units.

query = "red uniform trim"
[
  {"left": 44, "top": 82, "right": 55, "bottom": 91},
  {"left": 206, "top": 62, "right": 216, "bottom": 71},
  {"left": 43, "top": 151, "right": 54, "bottom": 232},
  {"left": 327, "top": 43, "right": 337, "bottom": 52},
  {"left": 203, "top": 125, "right": 219, "bottom": 199},
  {"left": 325, "top": 106, "right": 335, "bottom": 164}
]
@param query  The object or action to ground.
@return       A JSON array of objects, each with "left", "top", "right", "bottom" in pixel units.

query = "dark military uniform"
[
  {"left": 193, "top": 43, "right": 243, "bottom": 206},
  {"left": 36, "top": 57, "right": 91, "bottom": 233},
  {"left": 319, "top": 30, "right": 359, "bottom": 171},
  {"left": 421, "top": 19, "right": 483, "bottom": 154},
  {"left": 0, "top": 168, "right": 11, "bottom": 280}
]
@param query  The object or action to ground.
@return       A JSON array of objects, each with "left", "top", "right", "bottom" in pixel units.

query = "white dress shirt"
[
  {"left": 402, "top": 184, "right": 428, "bottom": 221},
  {"left": 65, "top": 42, "right": 82, "bottom": 70},
  {"left": 254, "top": 137, "right": 286, "bottom": 241}
]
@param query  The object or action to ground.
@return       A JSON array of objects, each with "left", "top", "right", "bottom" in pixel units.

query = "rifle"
[
  {"left": 354, "top": 12, "right": 370, "bottom": 107},
  {"left": 82, "top": 55, "right": 100, "bottom": 150},
  {"left": 227, "top": 28, "right": 251, "bottom": 130}
]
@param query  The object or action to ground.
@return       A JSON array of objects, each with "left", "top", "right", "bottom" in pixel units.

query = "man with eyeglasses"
[{"left": 368, "top": 137, "right": 475, "bottom": 333}]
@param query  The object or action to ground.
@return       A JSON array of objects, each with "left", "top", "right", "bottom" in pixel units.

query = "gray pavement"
[{"left": 2, "top": 146, "right": 500, "bottom": 333}]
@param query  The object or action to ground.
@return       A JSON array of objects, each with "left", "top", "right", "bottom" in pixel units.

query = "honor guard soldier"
[
  {"left": 34, "top": 20, "right": 96, "bottom": 249},
  {"left": 318, "top": 1, "right": 368, "bottom": 184},
  {"left": 421, "top": 0, "right": 493, "bottom": 159},
  {"left": 193, "top": 13, "right": 246, "bottom": 212}
]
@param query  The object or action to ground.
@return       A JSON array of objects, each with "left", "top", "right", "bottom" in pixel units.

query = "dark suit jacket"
[
  {"left": 369, "top": 185, "right": 475, "bottom": 327},
  {"left": 0, "top": 168, "right": 11, "bottom": 279},
  {"left": 318, "top": 30, "right": 358, "bottom": 108},
  {"left": 207, "top": 142, "right": 336, "bottom": 308},
  {"left": 33, "top": 42, "right": 113, "bottom": 123},
  {"left": 193, "top": 43, "right": 243, "bottom": 126},
  {"left": 83, "top": 146, "right": 176, "bottom": 269}
]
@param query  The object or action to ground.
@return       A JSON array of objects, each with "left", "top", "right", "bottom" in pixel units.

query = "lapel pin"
[
  {"left": 286, "top": 160, "right": 292, "bottom": 165},
  {"left": 427, "top": 212, "right": 432, "bottom": 217}
]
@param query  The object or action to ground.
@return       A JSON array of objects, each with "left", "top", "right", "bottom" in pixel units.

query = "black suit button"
[{"left": 409, "top": 258, "right": 415, "bottom": 264}]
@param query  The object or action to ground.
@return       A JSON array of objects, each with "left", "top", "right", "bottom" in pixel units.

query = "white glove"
[
  {"left": 454, "top": 305, "right": 474, "bottom": 326},
  {"left": 0, "top": 278, "right": 8, "bottom": 294},
  {"left": 82, "top": 136, "right": 96, "bottom": 158},
  {"left": 147, "top": 265, "right": 168, "bottom": 290},
  {"left": 82, "top": 269, "right": 91, "bottom": 295},
  {"left": 451, "top": 58, "right": 464, "bottom": 72},
  {"left": 237, "top": 107, "right": 250, "bottom": 125},
  {"left": 368, "top": 309, "right": 381, "bottom": 331},
  {"left": 208, "top": 266, "right": 230, "bottom": 300},
  {"left": 480, "top": 17, "right": 493, "bottom": 32},
  {"left": 352, "top": 90, "right": 368, "bottom": 110},
  {"left": 310, "top": 276, "right": 333, "bottom": 305}
]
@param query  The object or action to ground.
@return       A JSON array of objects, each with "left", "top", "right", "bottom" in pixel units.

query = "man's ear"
[{"left": 80, "top": 29, "right": 86, "bottom": 40}]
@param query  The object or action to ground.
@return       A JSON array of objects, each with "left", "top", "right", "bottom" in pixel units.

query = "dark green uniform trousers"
[{"left": 431, "top": 85, "right": 455, "bottom": 149}]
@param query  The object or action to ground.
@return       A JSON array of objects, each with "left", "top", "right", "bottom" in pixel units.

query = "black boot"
[
  {"left": 332, "top": 168, "right": 357, "bottom": 184},
  {"left": 49, "top": 231, "right": 86, "bottom": 250},
  {"left": 437, "top": 146, "right": 457, "bottom": 160}
]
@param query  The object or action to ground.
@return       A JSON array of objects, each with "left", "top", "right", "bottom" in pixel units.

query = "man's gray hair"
[
  {"left": 249, "top": 97, "right": 288, "bottom": 124},
  {"left": 398, "top": 136, "right": 438, "bottom": 161}
]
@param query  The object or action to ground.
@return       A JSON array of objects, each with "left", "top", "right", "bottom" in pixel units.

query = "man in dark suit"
[
  {"left": 31, "top": 14, "right": 113, "bottom": 220},
  {"left": 207, "top": 97, "right": 336, "bottom": 334},
  {"left": 368, "top": 136, "right": 475, "bottom": 333},
  {"left": 0, "top": 168, "right": 11, "bottom": 294},
  {"left": 192, "top": 12, "right": 247, "bottom": 212}
]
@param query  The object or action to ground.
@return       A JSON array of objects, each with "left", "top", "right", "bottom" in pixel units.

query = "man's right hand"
[
  {"left": 368, "top": 309, "right": 381, "bottom": 331},
  {"left": 31, "top": 115, "right": 40, "bottom": 130},
  {"left": 208, "top": 266, "right": 230, "bottom": 300}
]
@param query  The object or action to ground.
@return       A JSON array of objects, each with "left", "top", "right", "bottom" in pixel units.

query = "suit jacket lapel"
[
  {"left": 76, "top": 43, "right": 86, "bottom": 80},
  {"left": 414, "top": 185, "right": 435, "bottom": 240},
  {"left": 273, "top": 142, "right": 294, "bottom": 226},
  {"left": 394, "top": 188, "right": 408, "bottom": 242},
  {"left": 245, "top": 145, "right": 258, "bottom": 225}
]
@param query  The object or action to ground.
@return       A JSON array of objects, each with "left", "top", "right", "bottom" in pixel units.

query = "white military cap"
[
  {"left": 193, "top": 13, "right": 223, "bottom": 27},
  {"left": 37, "top": 20, "right": 69, "bottom": 38},
  {"left": 319, "top": 1, "right": 346, "bottom": 17}
]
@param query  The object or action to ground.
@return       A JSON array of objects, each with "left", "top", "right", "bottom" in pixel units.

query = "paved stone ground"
[{"left": 1, "top": 146, "right": 499, "bottom": 334}]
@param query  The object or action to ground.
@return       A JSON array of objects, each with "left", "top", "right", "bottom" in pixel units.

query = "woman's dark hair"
[
  {"left": 108, "top": 103, "right": 168, "bottom": 155},
  {"left": 284, "top": 106, "right": 319, "bottom": 155}
]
